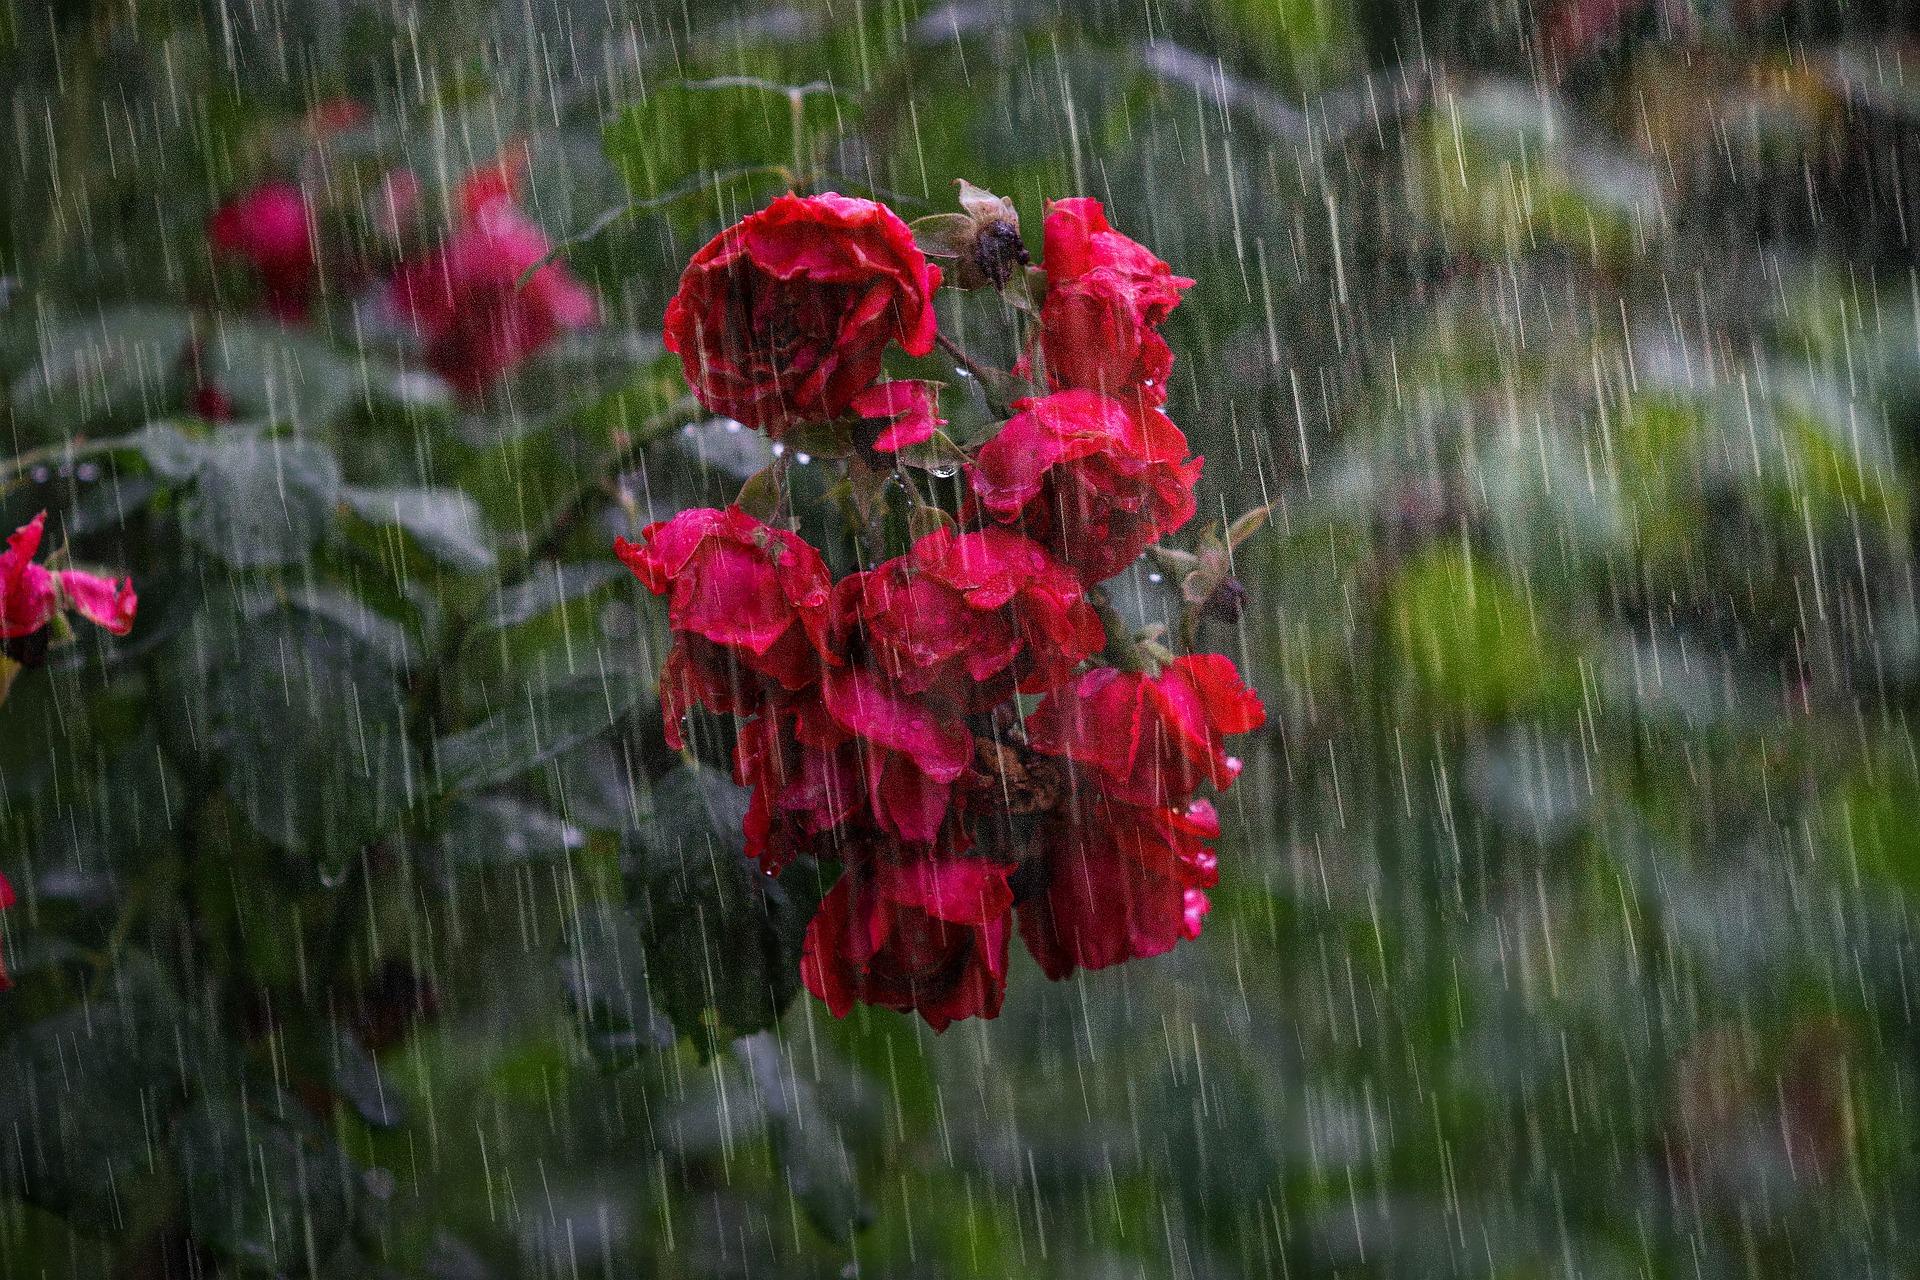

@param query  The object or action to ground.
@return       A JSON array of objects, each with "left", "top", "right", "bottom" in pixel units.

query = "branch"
[{"left": 934, "top": 332, "right": 1018, "bottom": 418}]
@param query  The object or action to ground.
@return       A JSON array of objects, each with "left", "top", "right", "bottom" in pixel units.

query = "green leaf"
[
  {"left": 602, "top": 79, "right": 845, "bottom": 200},
  {"left": 434, "top": 670, "right": 649, "bottom": 794},
  {"left": 174, "top": 1090, "right": 361, "bottom": 1271},
  {"left": 734, "top": 464, "right": 782, "bottom": 520},
  {"left": 1390, "top": 547, "right": 1583, "bottom": 719},
  {"left": 327, "top": 1027, "right": 407, "bottom": 1130},
  {"left": 134, "top": 420, "right": 210, "bottom": 482},
  {"left": 910, "top": 212, "right": 975, "bottom": 257},
  {"left": 480, "top": 561, "right": 628, "bottom": 632},
  {"left": 0, "top": 962, "right": 192, "bottom": 1222},
  {"left": 561, "top": 904, "right": 674, "bottom": 1071},
  {"left": 8, "top": 305, "right": 196, "bottom": 428},
  {"left": 200, "top": 322, "right": 370, "bottom": 429},
  {"left": 628, "top": 765, "right": 827, "bottom": 1058},
  {"left": 440, "top": 793, "right": 581, "bottom": 866},
  {"left": 182, "top": 432, "right": 342, "bottom": 569},
  {"left": 737, "top": 1034, "right": 873, "bottom": 1244},
  {"left": 200, "top": 607, "right": 418, "bottom": 860},
  {"left": 344, "top": 485, "right": 497, "bottom": 573}
]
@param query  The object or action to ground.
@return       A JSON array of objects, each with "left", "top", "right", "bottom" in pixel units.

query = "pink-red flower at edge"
[
  {"left": 0, "top": 870, "right": 13, "bottom": 990},
  {"left": 0, "top": 513, "right": 137, "bottom": 640}
]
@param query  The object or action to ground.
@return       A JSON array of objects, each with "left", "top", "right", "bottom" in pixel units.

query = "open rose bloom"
[
  {"left": 621, "top": 185, "right": 1262, "bottom": 1031},
  {"left": 970, "top": 389, "right": 1202, "bottom": 584},
  {"left": 665, "top": 193, "right": 941, "bottom": 435}
]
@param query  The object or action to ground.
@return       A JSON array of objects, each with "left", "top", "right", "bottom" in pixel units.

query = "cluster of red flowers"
[
  {"left": 207, "top": 137, "right": 594, "bottom": 400},
  {"left": 620, "top": 190, "right": 1263, "bottom": 1029},
  {"left": 0, "top": 510, "right": 138, "bottom": 987}
]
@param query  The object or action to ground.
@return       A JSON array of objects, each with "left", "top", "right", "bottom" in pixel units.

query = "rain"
[{"left": 1, "top": 0, "right": 1918, "bottom": 1276}]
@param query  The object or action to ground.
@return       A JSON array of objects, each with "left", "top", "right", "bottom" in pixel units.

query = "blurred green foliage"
[{"left": 3, "top": 0, "right": 1920, "bottom": 1275}]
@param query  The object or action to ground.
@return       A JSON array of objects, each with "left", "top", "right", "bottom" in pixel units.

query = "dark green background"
[{"left": 3, "top": 0, "right": 1920, "bottom": 1274}]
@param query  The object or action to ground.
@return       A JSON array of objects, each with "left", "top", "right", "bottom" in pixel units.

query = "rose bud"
[
  {"left": 616, "top": 507, "right": 833, "bottom": 748},
  {"left": 1026, "top": 654, "right": 1264, "bottom": 808},
  {"left": 970, "top": 389, "right": 1201, "bottom": 584},
  {"left": 1017, "top": 796, "right": 1221, "bottom": 978},
  {"left": 664, "top": 193, "right": 941, "bottom": 436},
  {"left": 1035, "top": 197, "right": 1192, "bottom": 405},
  {"left": 801, "top": 838, "right": 1013, "bottom": 1031},
  {"left": 830, "top": 526, "right": 1105, "bottom": 709}
]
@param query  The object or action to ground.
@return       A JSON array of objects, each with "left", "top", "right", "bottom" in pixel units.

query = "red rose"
[
  {"left": 663, "top": 193, "right": 942, "bottom": 435},
  {"left": 1027, "top": 655, "right": 1264, "bottom": 807},
  {"left": 389, "top": 184, "right": 595, "bottom": 396},
  {"left": 734, "top": 703, "right": 864, "bottom": 874},
  {"left": 0, "top": 870, "right": 14, "bottom": 990},
  {"left": 801, "top": 841, "right": 1012, "bottom": 1031},
  {"left": 1018, "top": 796, "right": 1220, "bottom": 979},
  {"left": 208, "top": 183, "right": 317, "bottom": 322},
  {"left": 810, "top": 669, "right": 973, "bottom": 844},
  {"left": 1, "top": 513, "right": 137, "bottom": 640},
  {"left": 1036, "top": 197, "right": 1192, "bottom": 405},
  {"left": 970, "top": 389, "right": 1201, "bottom": 584},
  {"left": 832, "top": 526, "right": 1105, "bottom": 706},
  {"left": 616, "top": 507, "right": 833, "bottom": 748}
]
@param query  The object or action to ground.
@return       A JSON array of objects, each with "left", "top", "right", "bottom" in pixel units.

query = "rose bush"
[{"left": 622, "top": 185, "right": 1263, "bottom": 1031}]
